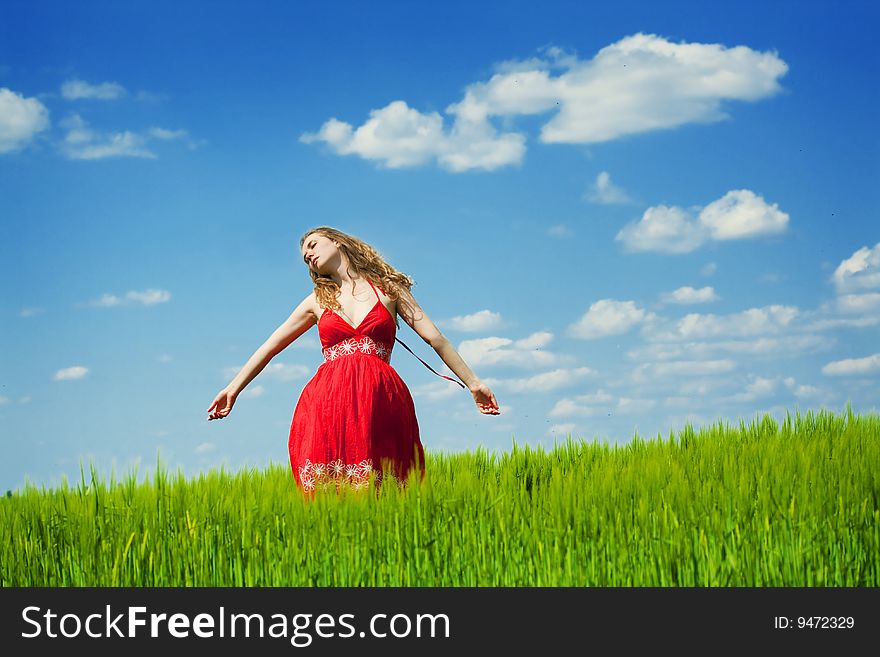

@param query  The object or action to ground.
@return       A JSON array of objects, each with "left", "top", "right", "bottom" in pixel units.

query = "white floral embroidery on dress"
[
  {"left": 297, "top": 458, "right": 399, "bottom": 491},
  {"left": 323, "top": 336, "right": 392, "bottom": 364}
]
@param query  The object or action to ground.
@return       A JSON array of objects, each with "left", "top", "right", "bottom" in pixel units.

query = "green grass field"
[{"left": 3, "top": 409, "right": 878, "bottom": 586}]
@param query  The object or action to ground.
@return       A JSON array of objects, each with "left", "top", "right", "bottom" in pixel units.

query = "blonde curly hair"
[{"left": 299, "top": 226, "right": 414, "bottom": 319}]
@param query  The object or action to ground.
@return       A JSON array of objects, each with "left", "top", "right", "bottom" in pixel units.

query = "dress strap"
[
  {"left": 395, "top": 338, "right": 466, "bottom": 389},
  {"left": 367, "top": 280, "right": 382, "bottom": 303},
  {"left": 369, "top": 278, "right": 466, "bottom": 390}
]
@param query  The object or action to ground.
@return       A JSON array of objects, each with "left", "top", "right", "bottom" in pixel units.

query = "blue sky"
[{"left": 2, "top": 0, "right": 878, "bottom": 491}]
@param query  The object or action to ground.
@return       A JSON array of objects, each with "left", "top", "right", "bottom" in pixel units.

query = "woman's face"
[{"left": 301, "top": 233, "right": 340, "bottom": 272}]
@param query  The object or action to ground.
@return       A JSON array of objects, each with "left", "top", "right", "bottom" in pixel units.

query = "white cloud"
[
  {"left": 89, "top": 288, "right": 171, "bottom": 307},
  {"left": 550, "top": 389, "right": 656, "bottom": 418},
  {"left": 660, "top": 286, "right": 719, "bottom": 304},
  {"left": 263, "top": 363, "right": 311, "bottom": 382},
  {"left": 148, "top": 127, "right": 188, "bottom": 140},
  {"left": 549, "top": 398, "right": 607, "bottom": 418},
  {"left": 90, "top": 293, "right": 123, "bottom": 307},
  {"left": 61, "top": 114, "right": 91, "bottom": 144},
  {"left": 587, "top": 171, "right": 631, "bottom": 204},
  {"left": 515, "top": 331, "right": 553, "bottom": 349},
  {"left": 537, "top": 34, "right": 787, "bottom": 144},
  {"left": 302, "top": 34, "right": 787, "bottom": 171},
  {"left": 61, "top": 114, "right": 155, "bottom": 160},
  {"left": 632, "top": 358, "right": 736, "bottom": 384},
  {"left": 783, "top": 377, "right": 821, "bottom": 399},
  {"left": 628, "top": 334, "right": 833, "bottom": 361},
  {"left": 223, "top": 362, "right": 310, "bottom": 384},
  {"left": 616, "top": 204, "right": 705, "bottom": 254},
  {"left": 616, "top": 190, "right": 788, "bottom": 254},
  {"left": 240, "top": 385, "right": 265, "bottom": 399},
  {"left": 194, "top": 442, "right": 216, "bottom": 456},
  {"left": 806, "top": 291, "right": 880, "bottom": 330},
  {"left": 822, "top": 354, "right": 880, "bottom": 377},
  {"left": 548, "top": 224, "right": 574, "bottom": 238},
  {"left": 627, "top": 343, "right": 690, "bottom": 361},
  {"left": 300, "top": 103, "right": 443, "bottom": 168},
  {"left": 0, "top": 87, "right": 50, "bottom": 153},
  {"left": 649, "top": 305, "right": 799, "bottom": 342},
  {"left": 568, "top": 299, "right": 647, "bottom": 339},
  {"left": 617, "top": 397, "right": 657, "bottom": 413},
  {"left": 0, "top": 394, "right": 32, "bottom": 407},
  {"left": 61, "top": 78, "right": 126, "bottom": 100},
  {"left": 457, "top": 332, "right": 559, "bottom": 368},
  {"left": 549, "top": 390, "right": 614, "bottom": 417},
  {"left": 445, "top": 309, "right": 503, "bottom": 332},
  {"left": 675, "top": 379, "right": 729, "bottom": 396},
  {"left": 148, "top": 126, "right": 203, "bottom": 150},
  {"left": 832, "top": 243, "right": 880, "bottom": 293},
  {"left": 20, "top": 307, "right": 45, "bottom": 317},
  {"left": 411, "top": 380, "right": 462, "bottom": 402},
  {"left": 439, "top": 115, "right": 527, "bottom": 172},
  {"left": 492, "top": 46, "right": 580, "bottom": 75},
  {"left": 575, "top": 390, "right": 616, "bottom": 404},
  {"left": 455, "top": 35, "right": 786, "bottom": 144},
  {"left": 288, "top": 335, "right": 321, "bottom": 350},
  {"left": 649, "top": 359, "right": 736, "bottom": 377},
  {"left": 805, "top": 316, "right": 880, "bottom": 331},
  {"left": 54, "top": 366, "right": 89, "bottom": 381},
  {"left": 547, "top": 423, "right": 577, "bottom": 437},
  {"left": 489, "top": 367, "right": 595, "bottom": 393},
  {"left": 730, "top": 376, "right": 778, "bottom": 402},
  {"left": 833, "top": 293, "right": 880, "bottom": 315},
  {"left": 126, "top": 289, "right": 171, "bottom": 305},
  {"left": 448, "top": 65, "right": 558, "bottom": 123},
  {"left": 701, "top": 262, "right": 717, "bottom": 276},
  {"left": 59, "top": 115, "right": 195, "bottom": 160},
  {"left": 71, "top": 131, "right": 153, "bottom": 160},
  {"left": 301, "top": 100, "right": 525, "bottom": 172},
  {"left": 792, "top": 385, "right": 821, "bottom": 399},
  {"left": 699, "top": 190, "right": 789, "bottom": 240}
]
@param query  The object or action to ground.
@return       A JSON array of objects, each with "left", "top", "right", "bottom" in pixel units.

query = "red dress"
[{"left": 288, "top": 280, "right": 425, "bottom": 492}]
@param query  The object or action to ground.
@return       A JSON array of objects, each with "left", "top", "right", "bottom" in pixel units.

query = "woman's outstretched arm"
[
  {"left": 207, "top": 293, "right": 318, "bottom": 421},
  {"left": 396, "top": 288, "right": 500, "bottom": 415}
]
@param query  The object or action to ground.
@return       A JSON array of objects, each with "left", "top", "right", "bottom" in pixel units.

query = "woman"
[{"left": 207, "top": 226, "right": 500, "bottom": 492}]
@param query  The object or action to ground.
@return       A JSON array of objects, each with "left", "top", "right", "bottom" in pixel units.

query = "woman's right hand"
[
  {"left": 207, "top": 388, "right": 237, "bottom": 421},
  {"left": 470, "top": 382, "right": 500, "bottom": 415}
]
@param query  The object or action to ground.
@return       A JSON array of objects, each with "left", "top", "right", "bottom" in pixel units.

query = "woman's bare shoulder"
[
  {"left": 301, "top": 290, "right": 323, "bottom": 319},
  {"left": 391, "top": 286, "right": 424, "bottom": 324},
  {"left": 367, "top": 281, "right": 395, "bottom": 316}
]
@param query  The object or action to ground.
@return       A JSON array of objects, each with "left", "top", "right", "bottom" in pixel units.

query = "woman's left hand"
[{"left": 470, "top": 382, "right": 500, "bottom": 415}]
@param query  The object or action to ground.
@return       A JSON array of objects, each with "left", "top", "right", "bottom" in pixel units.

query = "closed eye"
[{"left": 302, "top": 240, "right": 318, "bottom": 264}]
